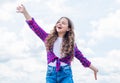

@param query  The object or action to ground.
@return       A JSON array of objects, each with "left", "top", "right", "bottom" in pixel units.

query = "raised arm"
[
  {"left": 16, "top": 4, "right": 32, "bottom": 20},
  {"left": 16, "top": 4, "right": 48, "bottom": 42},
  {"left": 74, "top": 44, "right": 98, "bottom": 80}
]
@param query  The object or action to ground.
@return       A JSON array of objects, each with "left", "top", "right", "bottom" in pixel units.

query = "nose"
[{"left": 58, "top": 22, "right": 62, "bottom": 26}]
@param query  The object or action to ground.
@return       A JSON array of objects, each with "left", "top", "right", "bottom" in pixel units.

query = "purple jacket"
[{"left": 26, "top": 18, "right": 91, "bottom": 71}]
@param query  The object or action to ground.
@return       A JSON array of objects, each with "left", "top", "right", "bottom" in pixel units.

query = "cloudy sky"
[{"left": 0, "top": 0, "right": 120, "bottom": 83}]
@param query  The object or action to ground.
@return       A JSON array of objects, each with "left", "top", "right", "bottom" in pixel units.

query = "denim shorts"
[{"left": 46, "top": 65, "right": 74, "bottom": 83}]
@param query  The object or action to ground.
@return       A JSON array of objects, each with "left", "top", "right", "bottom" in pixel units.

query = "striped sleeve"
[
  {"left": 74, "top": 44, "right": 91, "bottom": 67},
  {"left": 26, "top": 18, "right": 48, "bottom": 42}
]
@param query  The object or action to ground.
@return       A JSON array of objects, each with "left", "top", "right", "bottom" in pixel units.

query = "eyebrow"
[{"left": 60, "top": 20, "right": 68, "bottom": 24}]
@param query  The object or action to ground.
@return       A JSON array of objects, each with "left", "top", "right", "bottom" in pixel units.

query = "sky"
[{"left": 0, "top": 0, "right": 120, "bottom": 83}]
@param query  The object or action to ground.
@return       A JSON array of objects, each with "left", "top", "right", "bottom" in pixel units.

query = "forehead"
[{"left": 59, "top": 18, "right": 68, "bottom": 23}]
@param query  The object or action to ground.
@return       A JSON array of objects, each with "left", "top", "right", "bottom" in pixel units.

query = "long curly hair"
[{"left": 45, "top": 17, "right": 75, "bottom": 60}]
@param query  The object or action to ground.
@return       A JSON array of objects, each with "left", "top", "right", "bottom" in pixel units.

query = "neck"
[{"left": 58, "top": 32, "right": 65, "bottom": 38}]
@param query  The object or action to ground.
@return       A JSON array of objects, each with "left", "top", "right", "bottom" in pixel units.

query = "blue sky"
[{"left": 0, "top": 0, "right": 120, "bottom": 83}]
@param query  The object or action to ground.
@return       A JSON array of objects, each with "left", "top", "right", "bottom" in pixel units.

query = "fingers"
[
  {"left": 21, "top": 4, "right": 24, "bottom": 7},
  {"left": 16, "top": 7, "right": 20, "bottom": 13},
  {"left": 16, "top": 4, "right": 24, "bottom": 13},
  {"left": 94, "top": 71, "right": 97, "bottom": 80},
  {"left": 89, "top": 64, "right": 98, "bottom": 80},
  {"left": 16, "top": 6, "right": 21, "bottom": 13},
  {"left": 94, "top": 69, "right": 98, "bottom": 80},
  {"left": 16, "top": 6, "right": 20, "bottom": 10}
]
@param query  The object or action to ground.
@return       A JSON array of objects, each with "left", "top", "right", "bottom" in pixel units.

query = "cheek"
[
  {"left": 64, "top": 27, "right": 69, "bottom": 31},
  {"left": 61, "top": 27, "right": 67, "bottom": 32},
  {"left": 63, "top": 25, "right": 68, "bottom": 29}
]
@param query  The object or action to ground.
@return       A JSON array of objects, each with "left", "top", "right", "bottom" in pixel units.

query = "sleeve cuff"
[{"left": 26, "top": 18, "right": 34, "bottom": 25}]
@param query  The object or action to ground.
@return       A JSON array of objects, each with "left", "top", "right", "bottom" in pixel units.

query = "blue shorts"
[{"left": 46, "top": 65, "right": 74, "bottom": 83}]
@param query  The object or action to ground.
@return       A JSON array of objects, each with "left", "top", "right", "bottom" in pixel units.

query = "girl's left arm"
[
  {"left": 74, "top": 44, "right": 91, "bottom": 67},
  {"left": 74, "top": 44, "right": 98, "bottom": 80},
  {"left": 89, "top": 64, "right": 98, "bottom": 80}
]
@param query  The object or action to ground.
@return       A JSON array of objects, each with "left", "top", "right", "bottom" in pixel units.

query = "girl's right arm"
[
  {"left": 16, "top": 4, "right": 48, "bottom": 42},
  {"left": 16, "top": 4, "right": 32, "bottom": 21}
]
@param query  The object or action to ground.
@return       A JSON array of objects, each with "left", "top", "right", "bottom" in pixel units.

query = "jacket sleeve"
[
  {"left": 74, "top": 44, "right": 91, "bottom": 67},
  {"left": 26, "top": 18, "right": 48, "bottom": 42}
]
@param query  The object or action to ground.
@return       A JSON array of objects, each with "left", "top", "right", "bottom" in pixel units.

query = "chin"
[{"left": 56, "top": 30, "right": 62, "bottom": 33}]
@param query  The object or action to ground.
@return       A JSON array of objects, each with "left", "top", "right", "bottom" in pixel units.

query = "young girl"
[{"left": 17, "top": 4, "right": 98, "bottom": 83}]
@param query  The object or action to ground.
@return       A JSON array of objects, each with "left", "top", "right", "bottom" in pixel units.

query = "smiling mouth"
[{"left": 58, "top": 27, "right": 62, "bottom": 29}]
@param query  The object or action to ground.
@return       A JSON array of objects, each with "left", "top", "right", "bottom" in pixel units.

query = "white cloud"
[
  {"left": 0, "top": 20, "right": 47, "bottom": 60},
  {"left": 107, "top": 49, "right": 120, "bottom": 63},
  {"left": 7, "top": 58, "right": 43, "bottom": 72},
  {"left": 89, "top": 49, "right": 120, "bottom": 83},
  {"left": 72, "top": 49, "right": 120, "bottom": 83},
  {"left": 46, "top": 0, "right": 71, "bottom": 14},
  {"left": 88, "top": 10, "right": 120, "bottom": 45},
  {"left": 0, "top": 2, "right": 17, "bottom": 21},
  {"left": 0, "top": 58, "right": 46, "bottom": 83},
  {"left": 0, "top": 21, "right": 47, "bottom": 83},
  {"left": 0, "top": 28, "right": 31, "bottom": 60},
  {"left": 116, "top": 0, "right": 120, "bottom": 3},
  {"left": 0, "top": 63, "right": 28, "bottom": 83}
]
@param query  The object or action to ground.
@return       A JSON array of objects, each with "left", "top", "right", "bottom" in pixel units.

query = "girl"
[{"left": 17, "top": 4, "right": 98, "bottom": 83}]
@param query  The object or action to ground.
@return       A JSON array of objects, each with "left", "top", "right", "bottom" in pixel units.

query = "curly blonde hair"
[{"left": 45, "top": 17, "right": 75, "bottom": 60}]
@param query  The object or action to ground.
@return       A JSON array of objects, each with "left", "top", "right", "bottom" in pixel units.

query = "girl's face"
[{"left": 55, "top": 18, "right": 69, "bottom": 33}]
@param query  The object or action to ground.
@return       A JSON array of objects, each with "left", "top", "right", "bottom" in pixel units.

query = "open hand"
[{"left": 16, "top": 4, "right": 26, "bottom": 13}]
